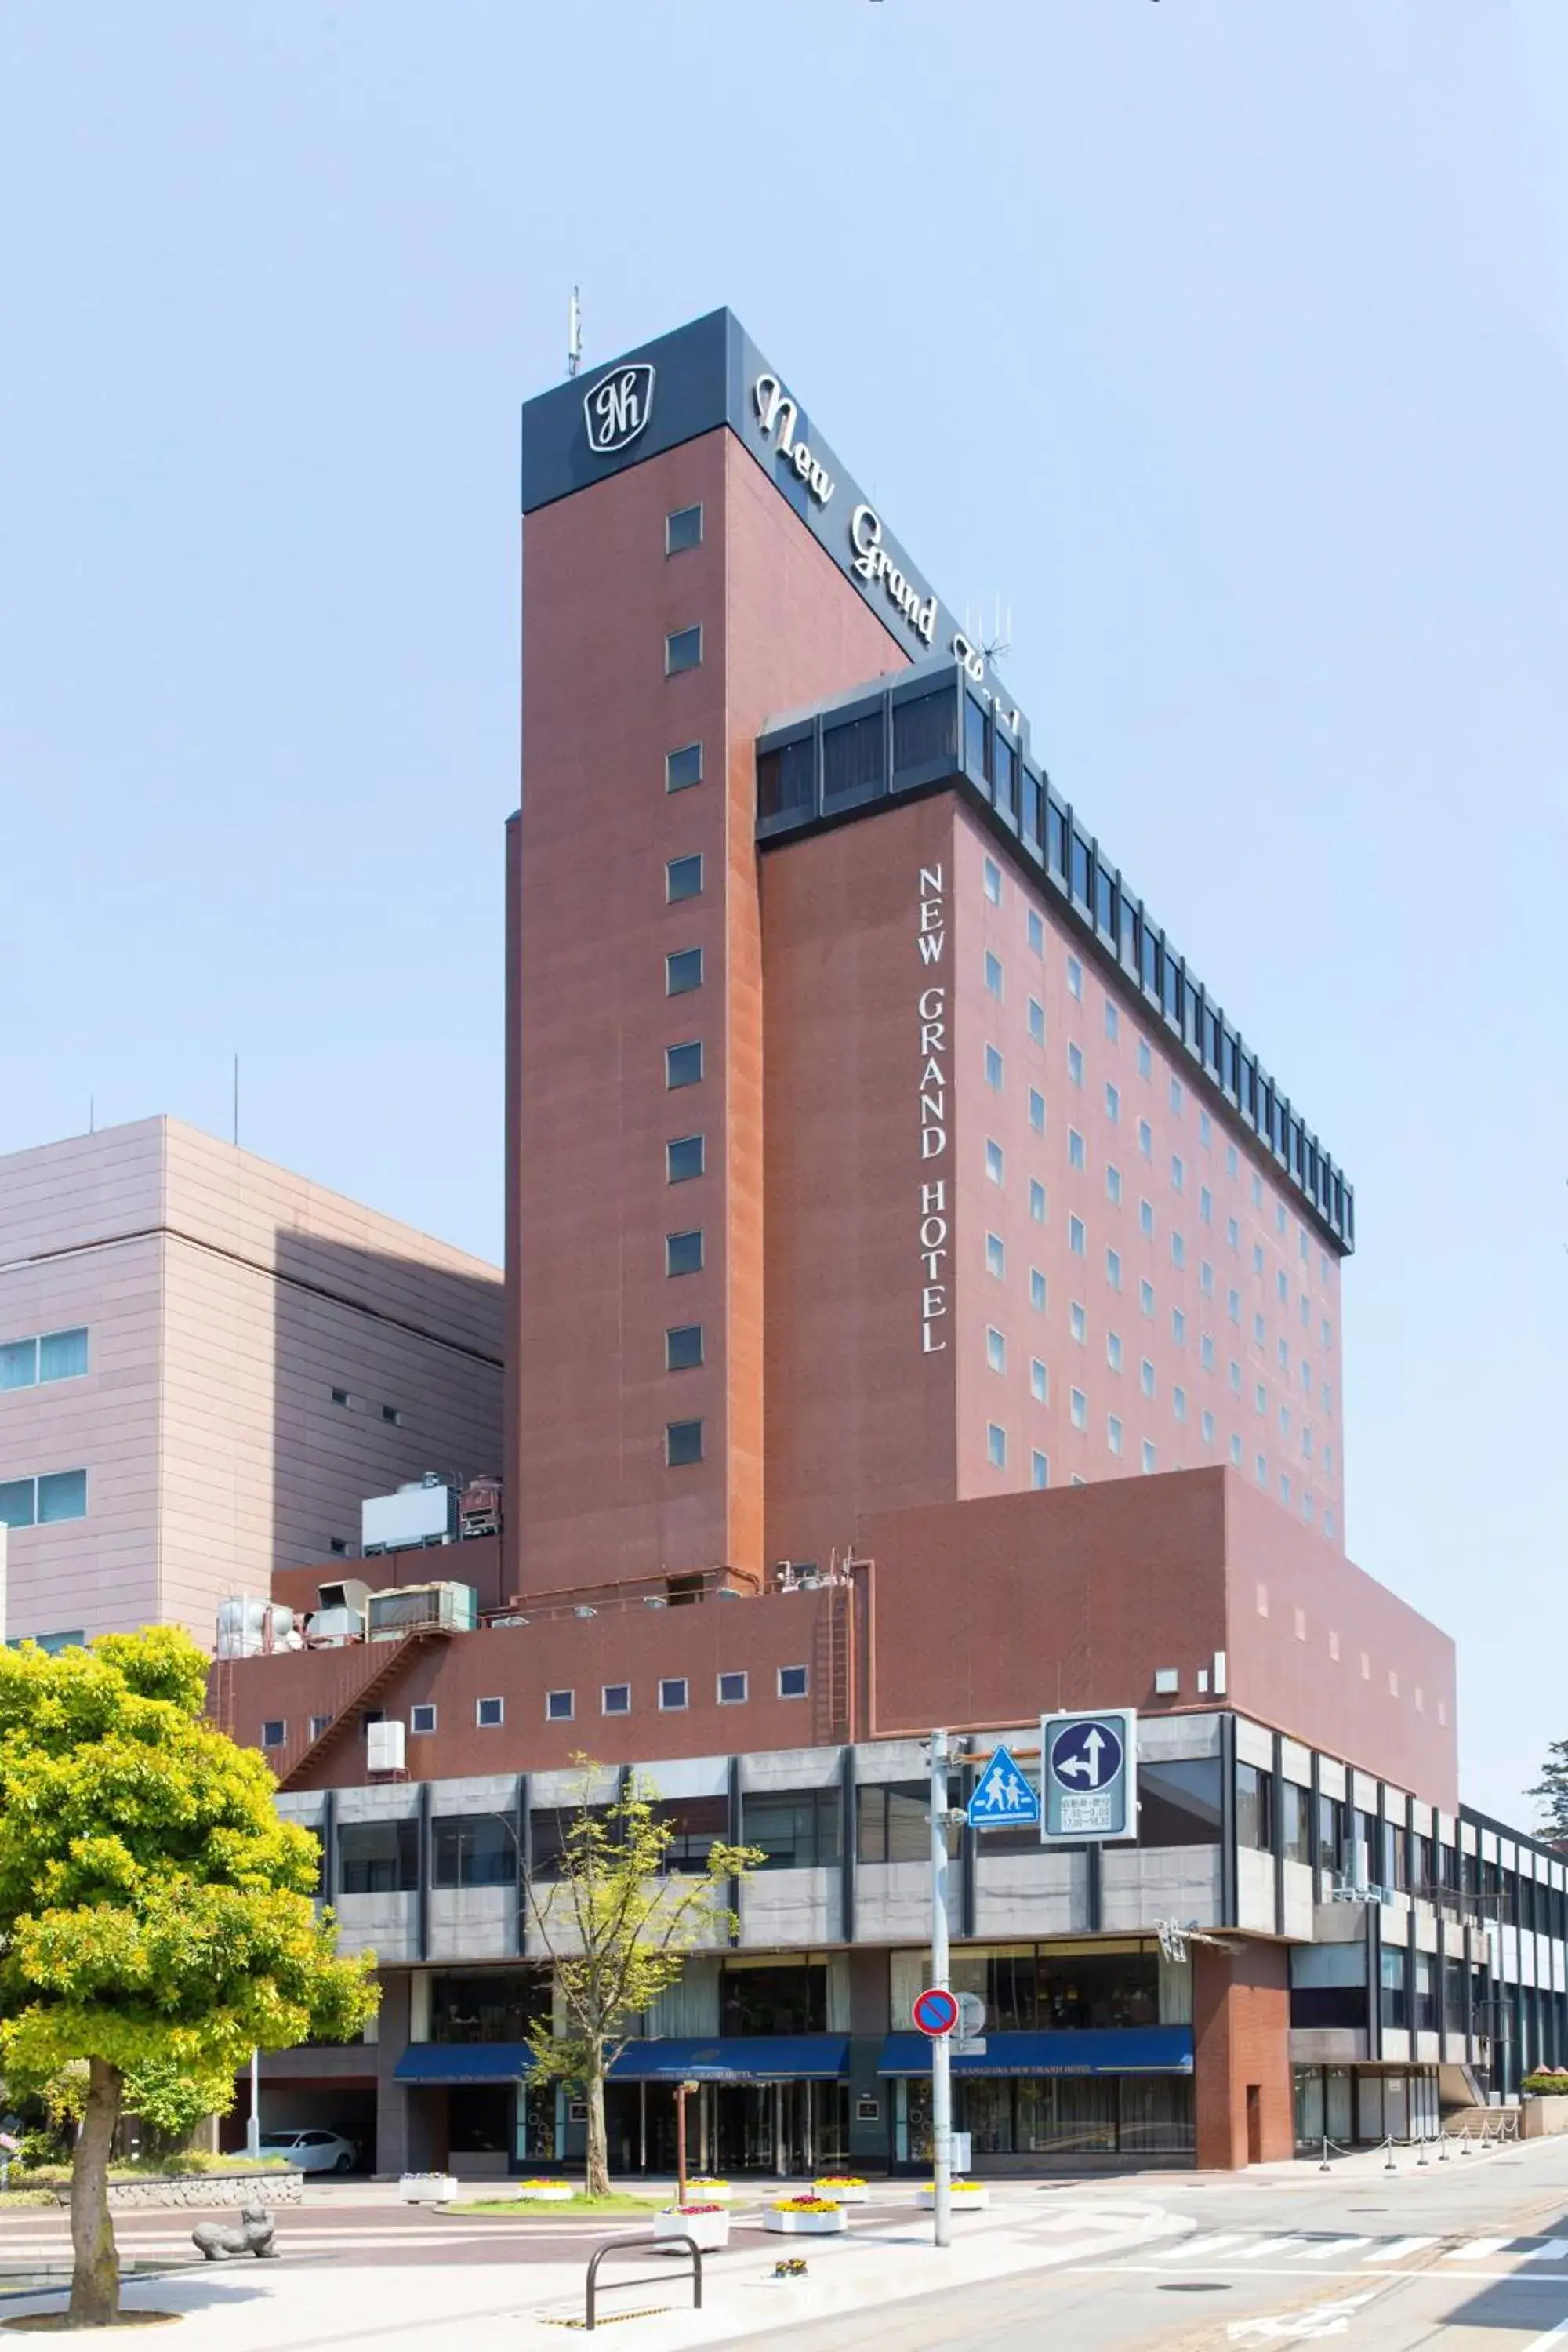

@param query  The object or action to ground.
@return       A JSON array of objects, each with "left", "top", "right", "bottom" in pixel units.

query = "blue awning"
[
  {"left": 609, "top": 2037, "right": 850, "bottom": 2083},
  {"left": 878, "top": 2027, "right": 1193, "bottom": 2078},
  {"left": 394, "top": 2042, "right": 536, "bottom": 2085}
]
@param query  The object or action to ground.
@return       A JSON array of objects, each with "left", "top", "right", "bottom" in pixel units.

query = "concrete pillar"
[
  {"left": 1192, "top": 1940, "right": 1293, "bottom": 2169},
  {"left": 374, "top": 1970, "right": 412, "bottom": 2176}
]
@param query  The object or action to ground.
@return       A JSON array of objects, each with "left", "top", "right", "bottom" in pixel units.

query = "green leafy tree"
[
  {"left": 525, "top": 1765, "right": 762, "bottom": 2199},
  {"left": 0, "top": 1628, "right": 377, "bottom": 2327},
  {"left": 1530, "top": 1741, "right": 1568, "bottom": 1841}
]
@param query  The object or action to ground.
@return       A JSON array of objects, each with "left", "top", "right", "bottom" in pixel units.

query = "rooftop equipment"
[
  {"left": 366, "top": 1719, "right": 407, "bottom": 1774},
  {"left": 366, "top": 1581, "right": 478, "bottom": 1642},
  {"left": 361, "top": 1476, "right": 455, "bottom": 1556}
]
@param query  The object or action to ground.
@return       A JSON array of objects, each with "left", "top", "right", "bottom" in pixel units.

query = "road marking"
[
  {"left": 1522, "top": 2243, "right": 1568, "bottom": 2263},
  {"left": 1231, "top": 2238, "right": 1316, "bottom": 2261},
  {"left": 1291, "top": 2240, "right": 1371, "bottom": 2261},
  {"left": 1519, "top": 2319, "right": 1568, "bottom": 2352},
  {"left": 1226, "top": 2288, "right": 1379, "bottom": 2343},
  {"left": 1365, "top": 2238, "right": 1436, "bottom": 2263},
  {"left": 1167, "top": 2233, "right": 1249, "bottom": 2260},
  {"left": 1443, "top": 2238, "right": 1510, "bottom": 2262}
]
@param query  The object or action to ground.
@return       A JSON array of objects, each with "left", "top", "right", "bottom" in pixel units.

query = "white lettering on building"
[
  {"left": 851, "top": 504, "right": 938, "bottom": 648},
  {"left": 916, "top": 865, "right": 949, "bottom": 1355},
  {"left": 753, "top": 374, "right": 836, "bottom": 505}
]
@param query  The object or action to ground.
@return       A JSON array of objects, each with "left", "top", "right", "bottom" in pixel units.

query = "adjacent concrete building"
[{"left": 0, "top": 1117, "right": 503, "bottom": 1646}]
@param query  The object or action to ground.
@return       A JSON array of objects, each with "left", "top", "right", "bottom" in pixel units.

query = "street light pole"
[
  {"left": 929, "top": 1729, "right": 952, "bottom": 2250},
  {"left": 245, "top": 2049, "right": 260, "bottom": 2159}
]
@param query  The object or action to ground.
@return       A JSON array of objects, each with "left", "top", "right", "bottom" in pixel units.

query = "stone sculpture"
[{"left": 191, "top": 2202, "right": 279, "bottom": 2261}]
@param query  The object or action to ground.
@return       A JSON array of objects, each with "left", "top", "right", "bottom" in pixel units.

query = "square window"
[
  {"left": 1070, "top": 1301, "right": 1087, "bottom": 1342},
  {"left": 1106, "top": 1330, "right": 1123, "bottom": 1371},
  {"left": 477, "top": 1696, "right": 504, "bottom": 1728},
  {"left": 602, "top": 1683, "right": 631, "bottom": 1715},
  {"left": 1069, "top": 1128, "right": 1085, "bottom": 1169},
  {"left": 666, "top": 1323, "right": 703, "bottom": 1370},
  {"left": 1066, "top": 956, "right": 1083, "bottom": 999},
  {"left": 717, "top": 1670, "right": 748, "bottom": 1705},
  {"left": 546, "top": 1689, "right": 575, "bottom": 1722},
  {"left": 410, "top": 1703, "right": 437, "bottom": 1734},
  {"left": 1029, "top": 1087, "right": 1046, "bottom": 1134},
  {"left": 986, "top": 1423, "right": 1007, "bottom": 1468},
  {"left": 36, "top": 1469, "right": 86, "bottom": 1522},
  {"left": 1069, "top": 1214, "right": 1086, "bottom": 1256},
  {"left": 1137, "top": 1040, "right": 1151, "bottom": 1079},
  {"left": 1138, "top": 1119, "right": 1152, "bottom": 1157},
  {"left": 1067, "top": 1043, "right": 1084, "bottom": 1086},
  {"left": 330, "top": 1386, "right": 350, "bottom": 1408},
  {"left": 983, "top": 857, "right": 1002, "bottom": 905},
  {"left": 1141, "top": 1358, "right": 1156, "bottom": 1398},
  {"left": 666, "top": 742, "right": 703, "bottom": 791},
  {"left": 1139, "top": 1279, "right": 1154, "bottom": 1317},
  {"left": 1142, "top": 1439, "right": 1156, "bottom": 1474},
  {"left": 659, "top": 1678, "right": 689, "bottom": 1711},
  {"left": 985, "top": 950, "right": 1004, "bottom": 997},
  {"left": 1069, "top": 1388, "right": 1087, "bottom": 1430},
  {"left": 1139, "top": 1198, "right": 1153, "bottom": 1236},
  {"left": 1105, "top": 1083, "right": 1120, "bottom": 1122},
  {"left": 985, "top": 1044, "right": 1004, "bottom": 1089},
  {"left": 666, "top": 1133, "right": 704, "bottom": 1182},
  {"left": 0, "top": 1339, "right": 37, "bottom": 1391},
  {"left": 1106, "top": 1164, "right": 1122, "bottom": 1204},
  {"left": 986, "top": 1232, "right": 1006, "bottom": 1279},
  {"left": 261, "top": 1719, "right": 286, "bottom": 1749},
  {"left": 779, "top": 1664, "right": 808, "bottom": 1699},
  {"left": 666, "top": 1418, "right": 703, "bottom": 1466},
  {"left": 0, "top": 1481, "right": 36, "bottom": 1530},
  {"left": 666, "top": 1040, "right": 703, "bottom": 1088},
  {"left": 1107, "top": 1414, "right": 1123, "bottom": 1456},
  {"left": 666, "top": 947, "right": 703, "bottom": 996},
  {"left": 1030, "top": 1449, "right": 1049, "bottom": 1489},
  {"left": 666, "top": 1229, "right": 703, "bottom": 1276},
  {"left": 1105, "top": 1000, "right": 1120, "bottom": 1040},
  {"left": 1028, "top": 997, "right": 1046, "bottom": 1045},
  {"left": 985, "top": 1138, "right": 1005, "bottom": 1185},
  {"left": 310, "top": 1712, "right": 332, "bottom": 1740},
  {"left": 1030, "top": 1358, "right": 1047, "bottom": 1402},
  {"left": 1029, "top": 1268, "right": 1047, "bottom": 1312},
  {"left": 328, "top": 1537, "right": 349, "bottom": 1557},
  {"left": 666, "top": 624, "right": 702, "bottom": 674},
  {"left": 1171, "top": 1154, "right": 1185, "bottom": 1193},
  {"left": 380, "top": 1404, "right": 402, "bottom": 1427},
  {"left": 1029, "top": 1178, "right": 1047, "bottom": 1223},
  {"left": 666, "top": 853, "right": 703, "bottom": 902},
  {"left": 666, "top": 503, "right": 703, "bottom": 553},
  {"left": 38, "top": 1328, "right": 87, "bottom": 1382},
  {"left": 986, "top": 1326, "right": 1006, "bottom": 1374}
]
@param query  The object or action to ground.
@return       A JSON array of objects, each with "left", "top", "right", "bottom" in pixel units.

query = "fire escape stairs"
[{"left": 275, "top": 1626, "right": 452, "bottom": 1793}]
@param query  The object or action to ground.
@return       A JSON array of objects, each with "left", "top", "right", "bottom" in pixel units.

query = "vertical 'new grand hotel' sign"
[{"left": 916, "top": 865, "right": 949, "bottom": 1355}]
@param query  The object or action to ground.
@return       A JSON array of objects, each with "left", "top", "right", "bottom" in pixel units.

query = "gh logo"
[{"left": 583, "top": 363, "right": 655, "bottom": 455}]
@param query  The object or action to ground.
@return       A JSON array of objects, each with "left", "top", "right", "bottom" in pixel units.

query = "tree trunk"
[
  {"left": 70, "top": 2057, "right": 123, "bottom": 2327},
  {"left": 584, "top": 2050, "right": 610, "bottom": 2201}
]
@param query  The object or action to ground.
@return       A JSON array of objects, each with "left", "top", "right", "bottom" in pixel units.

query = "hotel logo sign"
[
  {"left": 584, "top": 362, "right": 655, "bottom": 455},
  {"left": 915, "top": 863, "right": 949, "bottom": 1357},
  {"left": 753, "top": 372, "right": 836, "bottom": 506}
]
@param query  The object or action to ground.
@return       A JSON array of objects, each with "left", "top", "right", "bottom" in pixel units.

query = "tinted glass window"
[
  {"left": 666, "top": 1418, "right": 703, "bottom": 1466},
  {"left": 665, "top": 1323, "right": 703, "bottom": 1371},
  {"left": 666, "top": 855, "right": 703, "bottom": 902},
  {"left": 36, "top": 1471, "right": 87, "bottom": 1523},
  {"left": 892, "top": 686, "right": 956, "bottom": 773},
  {"left": 666, "top": 1134, "right": 704, "bottom": 1182},
  {"left": 742, "top": 1791, "right": 842, "bottom": 1870},
  {"left": 38, "top": 1328, "right": 89, "bottom": 1381},
  {"left": 339, "top": 1819, "right": 419, "bottom": 1895},
  {"left": 666, "top": 1041, "right": 702, "bottom": 1088},
  {"left": 1138, "top": 1758, "right": 1222, "bottom": 1846},
  {"left": 666, "top": 742, "right": 702, "bottom": 791},
  {"left": 431, "top": 1816, "right": 514, "bottom": 1889},
  {"left": 666, "top": 948, "right": 703, "bottom": 996},
  {"left": 666, "top": 625, "right": 702, "bottom": 674},
  {"left": 757, "top": 737, "right": 815, "bottom": 824},
  {"left": 665, "top": 1231, "right": 703, "bottom": 1277},
  {"left": 720, "top": 1963, "right": 826, "bottom": 2035},
  {"left": 666, "top": 503, "right": 702, "bottom": 554}
]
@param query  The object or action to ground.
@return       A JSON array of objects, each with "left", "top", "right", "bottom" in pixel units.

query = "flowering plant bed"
[
  {"left": 655, "top": 2203, "right": 729, "bottom": 2250},
  {"left": 511, "top": 2180, "right": 575, "bottom": 2201},
  {"left": 397, "top": 2172, "right": 458, "bottom": 2205},
  {"left": 915, "top": 2180, "right": 989, "bottom": 2210},
  {"left": 765, "top": 2198, "right": 849, "bottom": 2236},
  {"left": 684, "top": 2177, "right": 733, "bottom": 2201},
  {"left": 813, "top": 2176, "right": 869, "bottom": 2203}
]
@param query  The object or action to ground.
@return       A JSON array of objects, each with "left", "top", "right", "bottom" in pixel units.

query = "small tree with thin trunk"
[
  {"left": 524, "top": 1763, "right": 761, "bottom": 2200},
  {"left": 1530, "top": 1742, "right": 1568, "bottom": 1842},
  {"left": 0, "top": 1628, "right": 377, "bottom": 2327}
]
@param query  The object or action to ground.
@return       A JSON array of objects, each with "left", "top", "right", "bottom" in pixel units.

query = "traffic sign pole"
[{"left": 929, "top": 1728, "right": 952, "bottom": 2251}]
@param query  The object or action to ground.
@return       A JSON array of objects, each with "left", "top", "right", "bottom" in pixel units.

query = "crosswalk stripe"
[
  {"left": 1291, "top": 2238, "right": 1371, "bottom": 2260},
  {"left": 1166, "top": 2234, "right": 1247, "bottom": 2261},
  {"left": 1229, "top": 2238, "right": 1311, "bottom": 2261},
  {"left": 1518, "top": 2241, "right": 1568, "bottom": 2263},
  {"left": 1366, "top": 2238, "right": 1436, "bottom": 2263},
  {"left": 1443, "top": 2238, "right": 1509, "bottom": 2262}
]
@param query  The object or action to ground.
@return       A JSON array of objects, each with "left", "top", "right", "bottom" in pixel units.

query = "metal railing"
[
  {"left": 583, "top": 2233, "right": 703, "bottom": 2333},
  {"left": 1317, "top": 2118, "right": 1519, "bottom": 2173}
]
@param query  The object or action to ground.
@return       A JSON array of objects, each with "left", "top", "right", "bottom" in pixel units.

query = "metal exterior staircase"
[{"left": 274, "top": 1628, "right": 452, "bottom": 1792}]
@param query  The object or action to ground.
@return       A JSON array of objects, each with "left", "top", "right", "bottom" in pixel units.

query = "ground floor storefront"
[{"left": 1292, "top": 2064, "right": 1441, "bottom": 2150}]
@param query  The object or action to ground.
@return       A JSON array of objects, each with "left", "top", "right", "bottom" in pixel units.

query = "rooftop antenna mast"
[
  {"left": 567, "top": 285, "right": 583, "bottom": 379},
  {"left": 963, "top": 592, "right": 1012, "bottom": 670}
]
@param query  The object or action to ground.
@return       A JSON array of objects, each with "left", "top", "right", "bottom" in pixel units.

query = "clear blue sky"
[{"left": 2, "top": 2, "right": 1563, "bottom": 1823}]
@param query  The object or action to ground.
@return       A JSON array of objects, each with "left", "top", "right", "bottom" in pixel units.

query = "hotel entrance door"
[{"left": 708, "top": 2081, "right": 848, "bottom": 2176}]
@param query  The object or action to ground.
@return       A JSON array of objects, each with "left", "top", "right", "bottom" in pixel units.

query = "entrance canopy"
[
  {"left": 609, "top": 2037, "right": 850, "bottom": 2083},
  {"left": 878, "top": 2027, "right": 1194, "bottom": 2078},
  {"left": 394, "top": 2043, "right": 535, "bottom": 2085}
]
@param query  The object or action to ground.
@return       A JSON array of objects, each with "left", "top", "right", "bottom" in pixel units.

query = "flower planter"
[
  {"left": 915, "top": 2183, "right": 989, "bottom": 2211},
  {"left": 684, "top": 2180, "right": 733, "bottom": 2203},
  {"left": 512, "top": 2182, "right": 575, "bottom": 2202},
  {"left": 397, "top": 2173, "right": 458, "bottom": 2205},
  {"left": 765, "top": 2205, "right": 849, "bottom": 2236},
  {"left": 813, "top": 2180, "right": 869, "bottom": 2204},
  {"left": 655, "top": 2205, "right": 730, "bottom": 2252}
]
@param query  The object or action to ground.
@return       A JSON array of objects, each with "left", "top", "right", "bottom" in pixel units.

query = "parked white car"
[{"left": 256, "top": 2129, "right": 358, "bottom": 2174}]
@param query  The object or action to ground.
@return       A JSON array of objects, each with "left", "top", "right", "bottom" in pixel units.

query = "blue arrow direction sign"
[
  {"left": 967, "top": 1744, "right": 1041, "bottom": 1831},
  {"left": 1048, "top": 1718, "right": 1124, "bottom": 1794}
]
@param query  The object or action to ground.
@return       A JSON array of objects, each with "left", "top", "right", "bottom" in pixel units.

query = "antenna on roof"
[
  {"left": 964, "top": 592, "right": 1012, "bottom": 670},
  {"left": 567, "top": 285, "right": 583, "bottom": 379}
]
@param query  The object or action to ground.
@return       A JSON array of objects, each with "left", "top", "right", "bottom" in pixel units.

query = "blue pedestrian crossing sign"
[
  {"left": 967, "top": 1744, "right": 1041, "bottom": 1831},
  {"left": 1041, "top": 1708, "right": 1137, "bottom": 1843}
]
